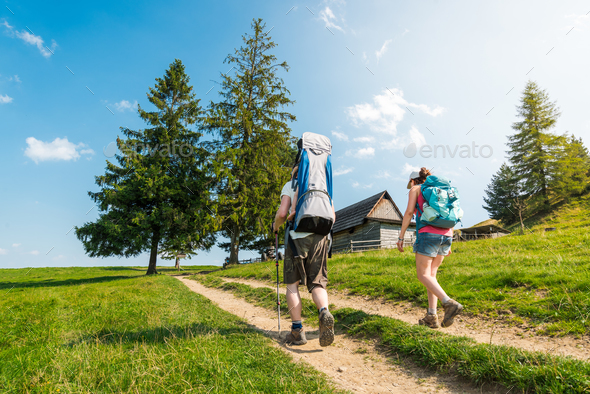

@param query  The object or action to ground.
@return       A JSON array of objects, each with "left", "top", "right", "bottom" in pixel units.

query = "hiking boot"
[
  {"left": 318, "top": 309, "right": 335, "bottom": 347},
  {"left": 441, "top": 299, "right": 463, "bottom": 328},
  {"left": 418, "top": 312, "right": 440, "bottom": 329},
  {"left": 285, "top": 327, "right": 307, "bottom": 345}
]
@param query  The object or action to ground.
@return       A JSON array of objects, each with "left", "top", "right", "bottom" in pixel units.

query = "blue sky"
[{"left": 1, "top": 0, "right": 589, "bottom": 269}]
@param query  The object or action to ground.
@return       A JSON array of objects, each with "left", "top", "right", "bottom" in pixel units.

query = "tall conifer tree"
[
  {"left": 206, "top": 19, "right": 296, "bottom": 265},
  {"left": 507, "top": 81, "right": 561, "bottom": 210},
  {"left": 76, "top": 59, "right": 217, "bottom": 274}
]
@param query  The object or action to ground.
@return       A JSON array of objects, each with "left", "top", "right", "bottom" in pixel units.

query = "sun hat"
[{"left": 406, "top": 171, "right": 421, "bottom": 189}]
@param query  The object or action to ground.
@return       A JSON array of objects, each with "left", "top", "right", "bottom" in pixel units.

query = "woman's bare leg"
[
  {"left": 427, "top": 255, "right": 445, "bottom": 310},
  {"left": 416, "top": 253, "right": 449, "bottom": 302}
]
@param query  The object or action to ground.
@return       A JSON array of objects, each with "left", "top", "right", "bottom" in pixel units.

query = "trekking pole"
[{"left": 275, "top": 230, "right": 281, "bottom": 334}]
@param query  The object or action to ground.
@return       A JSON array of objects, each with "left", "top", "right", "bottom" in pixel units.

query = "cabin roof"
[
  {"left": 333, "top": 190, "right": 409, "bottom": 233},
  {"left": 460, "top": 223, "right": 511, "bottom": 234}
]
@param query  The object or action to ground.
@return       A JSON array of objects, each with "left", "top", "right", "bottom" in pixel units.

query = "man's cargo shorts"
[{"left": 284, "top": 233, "right": 329, "bottom": 292}]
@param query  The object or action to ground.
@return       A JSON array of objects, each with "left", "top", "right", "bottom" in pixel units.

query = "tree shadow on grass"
[
  {"left": 0, "top": 275, "right": 138, "bottom": 290},
  {"left": 65, "top": 321, "right": 253, "bottom": 347}
]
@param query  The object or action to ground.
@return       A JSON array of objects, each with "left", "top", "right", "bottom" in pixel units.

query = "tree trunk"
[
  {"left": 175, "top": 256, "right": 180, "bottom": 271},
  {"left": 228, "top": 224, "right": 240, "bottom": 265},
  {"left": 519, "top": 208, "right": 525, "bottom": 235},
  {"left": 146, "top": 228, "right": 161, "bottom": 275}
]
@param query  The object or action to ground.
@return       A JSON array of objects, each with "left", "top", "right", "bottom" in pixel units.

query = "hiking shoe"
[
  {"left": 418, "top": 312, "right": 440, "bottom": 329},
  {"left": 441, "top": 299, "right": 463, "bottom": 328},
  {"left": 318, "top": 309, "right": 335, "bottom": 347},
  {"left": 285, "top": 327, "right": 307, "bottom": 345}
]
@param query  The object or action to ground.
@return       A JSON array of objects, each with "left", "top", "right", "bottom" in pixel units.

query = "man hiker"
[{"left": 272, "top": 163, "right": 336, "bottom": 346}]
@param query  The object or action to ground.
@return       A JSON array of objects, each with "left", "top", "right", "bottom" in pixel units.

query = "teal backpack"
[{"left": 416, "top": 176, "right": 463, "bottom": 230}]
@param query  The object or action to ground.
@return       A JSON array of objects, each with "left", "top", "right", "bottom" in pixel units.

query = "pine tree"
[
  {"left": 507, "top": 81, "right": 561, "bottom": 211},
  {"left": 76, "top": 59, "right": 218, "bottom": 275},
  {"left": 552, "top": 135, "right": 590, "bottom": 200},
  {"left": 205, "top": 19, "right": 296, "bottom": 265},
  {"left": 483, "top": 163, "right": 519, "bottom": 223}
]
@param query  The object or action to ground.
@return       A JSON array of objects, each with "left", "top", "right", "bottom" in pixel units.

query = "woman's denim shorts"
[{"left": 413, "top": 232, "right": 452, "bottom": 257}]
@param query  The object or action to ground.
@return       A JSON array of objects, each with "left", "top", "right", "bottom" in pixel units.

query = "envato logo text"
[
  {"left": 403, "top": 142, "right": 493, "bottom": 159},
  {"left": 103, "top": 141, "right": 195, "bottom": 158}
]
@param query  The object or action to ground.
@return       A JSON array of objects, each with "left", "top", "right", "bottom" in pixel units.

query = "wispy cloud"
[
  {"left": 114, "top": 100, "right": 138, "bottom": 112},
  {"left": 12, "top": 243, "right": 21, "bottom": 247},
  {"left": 352, "top": 181, "right": 373, "bottom": 189},
  {"left": 346, "top": 147, "right": 375, "bottom": 158},
  {"left": 24, "top": 137, "right": 95, "bottom": 164},
  {"left": 29, "top": 250, "right": 40, "bottom": 255},
  {"left": 372, "top": 170, "right": 391, "bottom": 179},
  {"left": 9, "top": 75, "right": 21, "bottom": 83},
  {"left": 1, "top": 19, "right": 57, "bottom": 57},
  {"left": 346, "top": 88, "right": 445, "bottom": 148},
  {"left": 331, "top": 130, "right": 348, "bottom": 141},
  {"left": 0, "top": 248, "right": 7, "bottom": 255},
  {"left": 564, "top": 13, "right": 589, "bottom": 31},
  {"left": 375, "top": 39, "right": 392, "bottom": 61},
  {"left": 353, "top": 136, "right": 374, "bottom": 143},
  {"left": 402, "top": 163, "right": 421, "bottom": 174},
  {"left": 334, "top": 166, "right": 354, "bottom": 176},
  {"left": 319, "top": 6, "right": 344, "bottom": 32},
  {"left": 0, "top": 94, "right": 13, "bottom": 104}
]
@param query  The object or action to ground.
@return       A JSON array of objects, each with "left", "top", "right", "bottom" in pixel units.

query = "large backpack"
[
  {"left": 416, "top": 175, "right": 463, "bottom": 230},
  {"left": 292, "top": 132, "right": 334, "bottom": 236}
]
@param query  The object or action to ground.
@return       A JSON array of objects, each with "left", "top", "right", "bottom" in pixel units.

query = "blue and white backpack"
[
  {"left": 416, "top": 176, "right": 463, "bottom": 230},
  {"left": 291, "top": 132, "right": 334, "bottom": 236}
]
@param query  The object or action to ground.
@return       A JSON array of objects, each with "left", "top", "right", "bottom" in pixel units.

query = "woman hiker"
[{"left": 396, "top": 167, "right": 463, "bottom": 329}]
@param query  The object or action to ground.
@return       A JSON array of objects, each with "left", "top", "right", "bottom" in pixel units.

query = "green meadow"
[
  {"left": 0, "top": 266, "right": 341, "bottom": 394},
  {"left": 214, "top": 195, "right": 590, "bottom": 336}
]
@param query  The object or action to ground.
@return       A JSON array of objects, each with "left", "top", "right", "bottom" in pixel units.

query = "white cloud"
[
  {"left": 1, "top": 20, "right": 13, "bottom": 30},
  {"left": 52, "top": 254, "right": 65, "bottom": 261},
  {"left": 0, "top": 94, "right": 13, "bottom": 104},
  {"left": 9, "top": 75, "right": 21, "bottom": 83},
  {"left": 565, "top": 13, "right": 589, "bottom": 31},
  {"left": 15, "top": 30, "right": 56, "bottom": 58},
  {"left": 0, "top": 248, "right": 7, "bottom": 255},
  {"left": 346, "top": 147, "right": 375, "bottom": 158},
  {"left": 114, "top": 100, "right": 138, "bottom": 112},
  {"left": 29, "top": 250, "right": 40, "bottom": 255},
  {"left": 334, "top": 166, "right": 353, "bottom": 176},
  {"left": 402, "top": 163, "right": 420, "bottom": 174},
  {"left": 352, "top": 181, "right": 373, "bottom": 189},
  {"left": 319, "top": 6, "right": 344, "bottom": 32},
  {"left": 24, "top": 137, "right": 94, "bottom": 164},
  {"left": 347, "top": 89, "right": 445, "bottom": 142},
  {"left": 331, "top": 130, "right": 348, "bottom": 141},
  {"left": 403, "top": 28, "right": 410, "bottom": 36},
  {"left": 12, "top": 243, "right": 21, "bottom": 247},
  {"left": 407, "top": 103, "right": 445, "bottom": 117},
  {"left": 372, "top": 170, "right": 391, "bottom": 179},
  {"left": 375, "top": 39, "right": 392, "bottom": 61},
  {"left": 353, "top": 136, "right": 374, "bottom": 143}
]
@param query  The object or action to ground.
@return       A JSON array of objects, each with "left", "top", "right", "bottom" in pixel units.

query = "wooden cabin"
[
  {"left": 332, "top": 190, "right": 416, "bottom": 253},
  {"left": 456, "top": 219, "right": 511, "bottom": 241}
]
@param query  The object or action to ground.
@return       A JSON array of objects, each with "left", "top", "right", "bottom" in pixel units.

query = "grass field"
[
  {"left": 0, "top": 266, "right": 341, "bottom": 394},
  {"left": 191, "top": 274, "right": 590, "bottom": 393},
  {"left": 213, "top": 196, "right": 590, "bottom": 336}
]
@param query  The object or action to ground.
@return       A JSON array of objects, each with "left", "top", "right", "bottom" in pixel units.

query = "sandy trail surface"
[
  {"left": 177, "top": 276, "right": 505, "bottom": 394},
  {"left": 220, "top": 276, "right": 590, "bottom": 362}
]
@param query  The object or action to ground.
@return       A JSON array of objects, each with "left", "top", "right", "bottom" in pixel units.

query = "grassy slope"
[
  {"left": 213, "top": 196, "right": 590, "bottom": 336},
  {"left": 0, "top": 266, "right": 341, "bottom": 394},
  {"left": 191, "top": 275, "right": 590, "bottom": 394}
]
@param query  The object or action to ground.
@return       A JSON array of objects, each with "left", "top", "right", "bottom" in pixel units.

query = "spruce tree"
[
  {"left": 483, "top": 163, "right": 520, "bottom": 223},
  {"left": 552, "top": 135, "right": 590, "bottom": 200},
  {"left": 507, "top": 81, "right": 561, "bottom": 210},
  {"left": 205, "top": 18, "right": 296, "bottom": 265},
  {"left": 76, "top": 59, "right": 218, "bottom": 274}
]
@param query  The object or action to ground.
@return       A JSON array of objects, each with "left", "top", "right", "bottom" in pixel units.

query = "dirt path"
[
  {"left": 176, "top": 277, "right": 505, "bottom": 394},
  {"left": 221, "top": 276, "right": 590, "bottom": 362}
]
